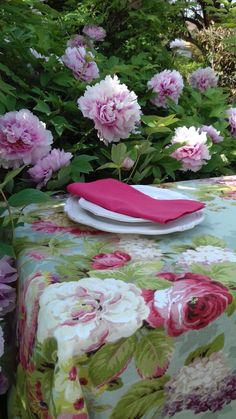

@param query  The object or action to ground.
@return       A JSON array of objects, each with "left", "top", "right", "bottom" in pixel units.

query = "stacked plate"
[{"left": 64, "top": 185, "right": 205, "bottom": 235}]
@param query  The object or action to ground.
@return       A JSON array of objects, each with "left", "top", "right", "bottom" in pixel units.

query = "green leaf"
[
  {"left": 142, "top": 114, "right": 178, "bottom": 127},
  {"left": 8, "top": 189, "right": 53, "bottom": 207},
  {"left": 111, "top": 143, "right": 127, "bottom": 165},
  {"left": 33, "top": 100, "right": 51, "bottom": 115},
  {"left": 134, "top": 329, "right": 174, "bottom": 378},
  {"left": 71, "top": 155, "right": 97, "bottom": 176},
  {"left": 97, "top": 162, "right": 119, "bottom": 170},
  {"left": 0, "top": 242, "right": 15, "bottom": 258},
  {"left": 53, "top": 72, "right": 73, "bottom": 87},
  {"left": 185, "top": 334, "right": 225, "bottom": 365},
  {"left": 192, "top": 235, "right": 226, "bottom": 248},
  {"left": 0, "top": 79, "right": 16, "bottom": 96},
  {"left": 51, "top": 116, "right": 73, "bottom": 136},
  {"left": 0, "top": 166, "right": 25, "bottom": 189},
  {"left": 145, "top": 126, "right": 171, "bottom": 135},
  {"left": 0, "top": 63, "right": 27, "bottom": 88},
  {"left": 89, "top": 335, "right": 137, "bottom": 387},
  {"left": 111, "top": 377, "right": 169, "bottom": 419}
]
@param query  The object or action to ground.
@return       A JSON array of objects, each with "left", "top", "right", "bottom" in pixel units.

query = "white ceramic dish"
[
  {"left": 64, "top": 197, "right": 205, "bottom": 235},
  {"left": 78, "top": 185, "right": 198, "bottom": 223}
]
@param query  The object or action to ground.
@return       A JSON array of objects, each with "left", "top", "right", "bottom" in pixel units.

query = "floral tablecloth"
[{"left": 9, "top": 176, "right": 236, "bottom": 419}]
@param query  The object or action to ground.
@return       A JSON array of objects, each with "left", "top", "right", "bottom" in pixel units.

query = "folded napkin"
[{"left": 67, "top": 179, "right": 205, "bottom": 224}]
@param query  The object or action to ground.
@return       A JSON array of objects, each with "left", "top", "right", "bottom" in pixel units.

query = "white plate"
[
  {"left": 64, "top": 197, "right": 205, "bottom": 235},
  {"left": 79, "top": 185, "right": 197, "bottom": 223}
]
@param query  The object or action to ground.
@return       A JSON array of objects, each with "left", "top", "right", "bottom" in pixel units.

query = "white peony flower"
[{"left": 37, "top": 277, "right": 149, "bottom": 361}]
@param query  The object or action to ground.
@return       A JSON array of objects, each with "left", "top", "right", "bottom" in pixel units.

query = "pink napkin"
[{"left": 67, "top": 179, "right": 205, "bottom": 224}]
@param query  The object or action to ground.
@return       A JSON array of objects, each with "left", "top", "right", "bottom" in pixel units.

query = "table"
[{"left": 9, "top": 176, "right": 236, "bottom": 419}]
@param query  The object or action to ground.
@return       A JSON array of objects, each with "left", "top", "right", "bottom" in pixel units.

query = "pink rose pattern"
[
  {"left": 142, "top": 272, "right": 232, "bottom": 337},
  {"left": 91, "top": 251, "right": 131, "bottom": 269}
]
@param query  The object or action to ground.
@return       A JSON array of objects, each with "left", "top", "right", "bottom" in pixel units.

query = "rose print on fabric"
[
  {"left": 32, "top": 220, "right": 102, "bottom": 236},
  {"left": 91, "top": 251, "right": 131, "bottom": 269},
  {"left": 142, "top": 272, "right": 232, "bottom": 336},
  {"left": 37, "top": 278, "right": 149, "bottom": 361}
]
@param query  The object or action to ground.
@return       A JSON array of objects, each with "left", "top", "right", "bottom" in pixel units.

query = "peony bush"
[{"left": 0, "top": 0, "right": 236, "bottom": 259}]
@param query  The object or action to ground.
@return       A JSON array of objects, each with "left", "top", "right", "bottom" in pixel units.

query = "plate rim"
[{"left": 64, "top": 197, "right": 205, "bottom": 236}]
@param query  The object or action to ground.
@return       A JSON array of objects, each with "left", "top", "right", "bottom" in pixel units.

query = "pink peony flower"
[
  {"left": 28, "top": 148, "right": 72, "bottom": 188},
  {"left": 91, "top": 251, "right": 131, "bottom": 270},
  {"left": 147, "top": 70, "right": 184, "bottom": 108},
  {"left": 0, "top": 109, "right": 53, "bottom": 169},
  {"left": 82, "top": 25, "right": 106, "bottom": 41},
  {"left": 171, "top": 126, "right": 211, "bottom": 172},
  {"left": 227, "top": 108, "right": 236, "bottom": 137},
  {"left": 121, "top": 157, "right": 135, "bottom": 170},
  {"left": 37, "top": 277, "right": 149, "bottom": 361},
  {"left": 0, "top": 283, "right": 16, "bottom": 316},
  {"left": 78, "top": 75, "right": 141, "bottom": 143},
  {"left": 67, "top": 35, "right": 87, "bottom": 48},
  {"left": 144, "top": 272, "right": 232, "bottom": 337},
  {"left": 199, "top": 125, "right": 223, "bottom": 143},
  {"left": 62, "top": 46, "right": 99, "bottom": 82},
  {"left": 0, "top": 256, "right": 17, "bottom": 283},
  {"left": 189, "top": 67, "right": 218, "bottom": 92}
]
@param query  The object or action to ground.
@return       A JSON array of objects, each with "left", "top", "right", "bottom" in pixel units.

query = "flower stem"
[
  {"left": 0, "top": 188, "right": 15, "bottom": 242},
  {"left": 125, "top": 153, "right": 141, "bottom": 183}
]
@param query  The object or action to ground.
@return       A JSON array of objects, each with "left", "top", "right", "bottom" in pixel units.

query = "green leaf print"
[
  {"left": 192, "top": 235, "right": 226, "bottom": 248},
  {"left": 41, "top": 369, "right": 55, "bottom": 410},
  {"left": 89, "top": 260, "right": 163, "bottom": 284},
  {"left": 226, "top": 291, "right": 236, "bottom": 316},
  {"left": 93, "top": 403, "right": 113, "bottom": 412},
  {"left": 185, "top": 334, "right": 224, "bottom": 365},
  {"left": 191, "top": 263, "right": 236, "bottom": 289},
  {"left": 33, "top": 337, "right": 58, "bottom": 368},
  {"left": 9, "top": 365, "right": 29, "bottom": 418},
  {"left": 136, "top": 277, "right": 172, "bottom": 290},
  {"left": 110, "top": 377, "right": 169, "bottom": 419},
  {"left": 134, "top": 329, "right": 174, "bottom": 378},
  {"left": 56, "top": 255, "right": 91, "bottom": 280},
  {"left": 83, "top": 239, "right": 113, "bottom": 258},
  {"left": 89, "top": 335, "right": 137, "bottom": 387}
]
